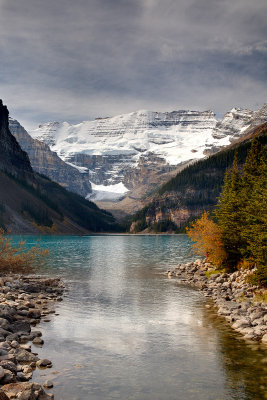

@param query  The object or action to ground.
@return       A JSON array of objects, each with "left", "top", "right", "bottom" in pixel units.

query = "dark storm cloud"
[{"left": 0, "top": 0, "right": 266, "bottom": 128}]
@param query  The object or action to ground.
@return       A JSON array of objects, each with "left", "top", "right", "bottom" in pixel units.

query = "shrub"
[
  {"left": 186, "top": 211, "right": 227, "bottom": 267},
  {"left": 0, "top": 229, "right": 48, "bottom": 274}
]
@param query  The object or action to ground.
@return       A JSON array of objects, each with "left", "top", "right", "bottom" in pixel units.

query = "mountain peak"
[{"left": 0, "top": 100, "right": 33, "bottom": 179}]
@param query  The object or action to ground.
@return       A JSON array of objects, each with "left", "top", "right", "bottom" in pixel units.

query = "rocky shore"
[
  {"left": 0, "top": 275, "right": 64, "bottom": 400},
  {"left": 165, "top": 259, "right": 267, "bottom": 343}
]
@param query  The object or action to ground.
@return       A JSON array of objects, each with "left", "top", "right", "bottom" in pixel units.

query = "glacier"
[{"left": 28, "top": 105, "right": 266, "bottom": 206}]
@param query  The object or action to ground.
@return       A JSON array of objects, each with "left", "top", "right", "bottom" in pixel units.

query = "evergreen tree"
[
  {"left": 241, "top": 145, "right": 267, "bottom": 284},
  {"left": 215, "top": 152, "right": 244, "bottom": 269}
]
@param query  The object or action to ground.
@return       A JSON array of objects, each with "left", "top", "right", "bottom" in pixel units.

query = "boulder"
[
  {"left": 0, "top": 360, "right": 17, "bottom": 374},
  {"left": 13, "top": 349, "right": 38, "bottom": 363},
  {"left": 232, "top": 319, "right": 251, "bottom": 330},
  {"left": 36, "top": 359, "right": 52, "bottom": 368},
  {"left": 10, "top": 322, "right": 31, "bottom": 335},
  {"left": 0, "top": 366, "right": 5, "bottom": 379},
  {"left": 1, "top": 369, "right": 16, "bottom": 384},
  {"left": 0, "top": 318, "right": 12, "bottom": 332},
  {"left": 0, "top": 389, "right": 9, "bottom": 400},
  {"left": 0, "top": 328, "right": 11, "bottom": 338},
  {"left": 27, "top": 310, "right": 41, "bottom": 319},
  {"left": 1, "top": 382, "right": 53, "bottom": 400},
  {"left": 32, "top": 338, "right": 44, "bottom": 345},
  {"left": 44, "top": 380, "right": 53, "bottom": 389}
]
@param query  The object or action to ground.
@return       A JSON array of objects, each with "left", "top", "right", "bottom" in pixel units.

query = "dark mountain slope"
[
  {"left": 130, "top": 123, "right": 267, "bottom": 233},
  {"left": 9, "top": 118, "right": 92, "bottom": 197},
  {"left": 0, "top": 100, "right": 33, "bottom": 180},
  {"left": 0, "top": 100, "right": 121, "bottom": 234}
]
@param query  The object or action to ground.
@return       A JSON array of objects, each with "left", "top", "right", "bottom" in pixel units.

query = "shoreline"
[
  {"left": 165, "top": 259, "right": 267, "bottom": 343},
  {"left": 0, "top": 275, "right": 64, "bottom": 400}
]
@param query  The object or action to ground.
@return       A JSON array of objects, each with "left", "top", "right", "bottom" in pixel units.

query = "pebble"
[{"left": 0, "top": 276, "right": 64, "bottom": 399}]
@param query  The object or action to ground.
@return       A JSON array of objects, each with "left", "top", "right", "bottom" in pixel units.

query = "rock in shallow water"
[
  {"left": 36, "top": 359, "right": 52, "bottom": 368},
  {"left": 1, "top": 382, "right": 53, "bottom": 400},
  {"left": 44, "top": 380, "right": 53, "bottom": 389},
  {"left": 32, "top": 337, "right": 44, "bottom": 345}
]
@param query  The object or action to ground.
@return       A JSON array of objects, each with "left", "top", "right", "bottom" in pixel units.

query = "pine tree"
[
  {"left": 241, "top": 145, "right": 267, "bottom": 284},
  {"left": 215, "top": 152, "right": 244, "bottom": 269}
]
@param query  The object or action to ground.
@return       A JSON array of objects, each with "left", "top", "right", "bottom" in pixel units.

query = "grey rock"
[
  {"left": 44, "top": 380, "right": 54, "bottom": 389},
  {"left": 1, "top": 369, "right": 15, "bottom": 384},
  {"left": 32, "top": 337, "right": 44, "bottom": 345},
  {"left": 251, "top": 317, "right": 264, "bottom": 326},
  {"left": 0, "top": 319, "right": 12, "bottom": 332},
  {"left": 0, "top": 389, "right": 9, "bottom": 400},
  {"left": 250, "top": 311, "right": 265, "bottom": 321},
  {"left": 0, "top": 366, "right": 5, "bottom": 379},
  {"left": 14, "top": 348, "right": 39, "bottom": 363},
  {"left": 5, "top": 333, "right": 20, "bottom": 342},
  {"left": 0, "top": 361, "right": 17, "bottom": 374},
  {"left": 1, "top": 382, "right": 53, "bottom": 400},
  {"left": 0, "top": 328, "right": 11, "bottom": 338},
  {"left": 27, "top": 309, "right": 41, "bottom": 319},
  {"left": 36, "top": 359, "right": 52, "bottom": 368},
  {"left": 10, "top": 321, "right": 31, "bottom": 334},
  {"left": 232, "top": 319, "right": 251, "bottom": 329}
]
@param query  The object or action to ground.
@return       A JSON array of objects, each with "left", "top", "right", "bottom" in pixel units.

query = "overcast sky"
[{"left": 0, "top": 0, "right": 266, "bottom": 129}]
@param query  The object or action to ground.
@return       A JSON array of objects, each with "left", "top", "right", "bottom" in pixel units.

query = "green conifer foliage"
[
  {"left": 241, "top": 144, "right": 267, "bottom": 285},
  {"left": 215, "top": 152, "right": 245, "bottom": 269}
]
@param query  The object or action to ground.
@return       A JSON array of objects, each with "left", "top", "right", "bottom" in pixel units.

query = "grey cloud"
[{"left": 0, "top": 0, "right": 266, "bottom": 129}]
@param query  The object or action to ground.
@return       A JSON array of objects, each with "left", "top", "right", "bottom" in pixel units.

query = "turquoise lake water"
[{"left": 13, "top": 235, "right": 267, "bottom": 400}]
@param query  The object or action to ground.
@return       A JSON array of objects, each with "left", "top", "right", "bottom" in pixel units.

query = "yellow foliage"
[
  {"left": 253, "top": 289, "right": 267, "bottom": 303},
  {"left": 237, "top": 259, "right": 255, "bottom": 270},
  {"left": 0, "top": 229, "right": 48, "bottom": 274},
  {"left": 186, "top": 211, "right": 227, "bottom": 267}
]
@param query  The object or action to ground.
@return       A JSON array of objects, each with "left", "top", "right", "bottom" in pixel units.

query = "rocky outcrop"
[
  {"left": 0, "top": 101, "right": 33, "bottom": 181},
  {"left": 9, "top": 119, "right": 91, "bottom": 197}
]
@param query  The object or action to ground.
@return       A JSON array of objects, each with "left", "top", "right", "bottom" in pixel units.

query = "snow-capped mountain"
[
  {"left": 30, "top": 110, "right": 217, "bottom": 165},
  {"left": 9, "top": 118, "right": 92, "bottom": 197},
  {"left": 27, "top": 104, "right": 266, "bottom": 212}
]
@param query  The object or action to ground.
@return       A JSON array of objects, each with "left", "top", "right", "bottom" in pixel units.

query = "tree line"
[{"left": 187, "top": 138, "right": 267, "bottom": 286}]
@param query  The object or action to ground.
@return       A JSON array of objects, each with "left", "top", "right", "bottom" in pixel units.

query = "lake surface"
[{"left": 15, "top": 235, "right": 267, "bottom": 400}]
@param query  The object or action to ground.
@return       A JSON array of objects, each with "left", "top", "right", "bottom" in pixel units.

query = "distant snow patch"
[
  {"left": 65, "top": 162, "right": 88, "bottom": 173},
  {"left": 86, "top": 182, "right": 129, "bottom": 202}
]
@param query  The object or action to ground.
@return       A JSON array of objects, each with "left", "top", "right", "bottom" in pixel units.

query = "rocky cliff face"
[
  {"left": 9, "top": 118, "right": 92, "bottom": 197},
  {"left": 27, "top": 104, "right": 267, "bottom": 217},
  {"left": 29, "top": 110, "right": 218, "bottom": 204},
  {"left": 0, "top": 100, "right": 33, "bottom": 180},
  {"left": 0, "top": 100, "right": 119, "bottom": 234}
]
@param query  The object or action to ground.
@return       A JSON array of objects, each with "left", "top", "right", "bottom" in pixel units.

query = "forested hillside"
[
  {"left": 130, "top": 123, "right": 267, "bottom": 233},
  {"left": 0, "top": 100, "right": 121, "bottom": 234},
  {"left": 187, "top": 136, "right": 266, "bottom": 285}
]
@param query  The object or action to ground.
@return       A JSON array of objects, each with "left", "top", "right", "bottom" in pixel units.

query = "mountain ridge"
[
  {"left": 25, "top": 103, "right": 267, "bottom": 217},
  {"left": 129, "top": 122, "right": 267, "bottom": 233},
  {"left": 0, "top": 100, "right": 120, "bottom": 234}
]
